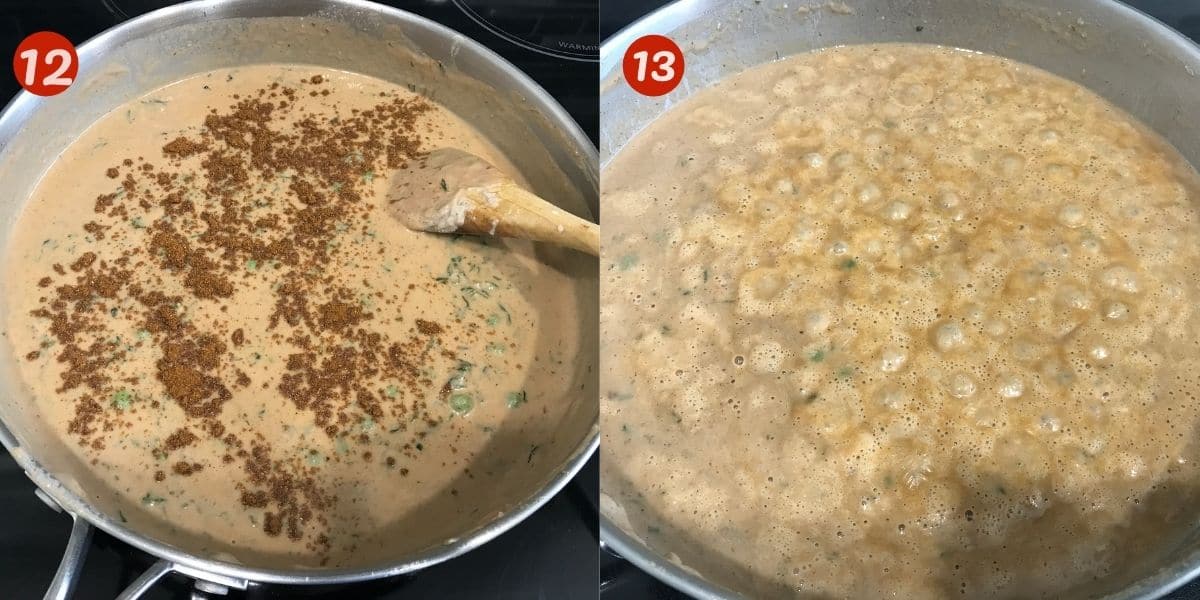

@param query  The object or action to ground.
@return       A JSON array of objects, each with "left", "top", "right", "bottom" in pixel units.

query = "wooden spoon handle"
[{"left": 462, "top": 182, "right": 599, "bottom": 256}]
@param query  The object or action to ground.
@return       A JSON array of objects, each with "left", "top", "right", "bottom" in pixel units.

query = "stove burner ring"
[{"left": 451, "top": 0, "right": 598, "bottom": 62}]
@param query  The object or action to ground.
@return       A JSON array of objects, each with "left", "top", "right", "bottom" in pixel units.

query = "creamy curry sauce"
[
  {"left": 3, "top": 65, "right": 584, "bottom": 566},
  {"left": 601, "top": 45, "right": 1200, "bottom": 598}
]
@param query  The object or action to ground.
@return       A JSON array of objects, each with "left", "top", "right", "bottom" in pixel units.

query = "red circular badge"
[
  {"left": 622, "top": 34, "right": 684, "bottom": 97},
  {"left": 12, "top": 31, "right": 78, "bottom": 97}
]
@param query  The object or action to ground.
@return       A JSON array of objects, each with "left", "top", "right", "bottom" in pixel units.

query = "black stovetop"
[
  {"left": 0, "top": 1, "right": 597, "bottom": 599},
  {"left": 597, "top": 1, "right": 1200, "bottom": 599}
]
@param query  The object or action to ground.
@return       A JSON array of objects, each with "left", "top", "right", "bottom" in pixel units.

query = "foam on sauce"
[
  {"left": 3, "top": 65, "right": 584, "bottom": 566},
  {"left": 601, "top": 45, "right": 1200, "bottom": 597}
]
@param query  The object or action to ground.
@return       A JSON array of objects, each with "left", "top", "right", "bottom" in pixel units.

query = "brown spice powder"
[{"left": 26, "top": 73, "right": 444, "bottom": 556}]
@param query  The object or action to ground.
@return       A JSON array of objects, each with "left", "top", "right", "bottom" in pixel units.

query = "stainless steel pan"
[
  {"left": 0, "top": 1, "right": 599, "bottom": 597},
  {"left": 599, "top": 1, "right": 1200, "bottom": 598}
]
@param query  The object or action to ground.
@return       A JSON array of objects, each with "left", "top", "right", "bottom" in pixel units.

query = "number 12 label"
[
  {"left": 622, "top": 35, "right": 684, "bottom": 97},
  {"left": 12, "top": 31, "right": 78, "bottom": 97}
]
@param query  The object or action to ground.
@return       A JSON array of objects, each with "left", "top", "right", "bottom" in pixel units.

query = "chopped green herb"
[
  {"left": 136, "top": 329, "right": 150, "bottom": 341},
  {"left": 840, "top": 258, "right": 858, "bottom": 270},
  {"left": 362, "top": 170, "right": 375, "bottom": 183},
  {"left": 141, "top": 492, "right": 165, "bottom": 507},
  {"left": 486, "top": 313, "right": 501, "bottom": 327},
  {"left": 497, "top": 303, "right": 512, "bottom": 324},
  {"left": 130, "top": 216, "right": 146, "bottom": 229},
  {"left": 487, "top": 342, "right": 506, "bottom": 355},
  {"left": 660, "top": 324, "right": 672, "bottom": 335},
  {"left": 606, "top": 390, "right": 634, "bottom": 401},
  {"left": 385, "top": 385, "right": 399, "bottom": 398},
  {"left": 335, "top": 436, "right": 350, "bottom": 455},
  {"left": 617, "top": 253, "right": 639, "bottom": 270},
  {"left": 118, "top": 510, "right": 127, "bottom": 523},
  {"left": 506, "top": 390, "right": 527, "bottom": 408},
  {"left": 836, "top": 366, "right": 855, "bottom": 380},
  {"left": 434, "top": 255, "right": 465, "bottom": 283},
  {"left": 462, "top": 285, "right": 490, "bottom": 299},
  {"left": 246, "top": 259, "right": 258, "bottom": 271},
  {"left": 450, "top": 393, "right": 474, "bottom": 415},
  {"left": 447, "top": 360, "right": 473, "bottom": 391},
  {"left": 809, "top": 349, "right": 826, "bottom": 363},
  {"left": 439, "top": 178, "right": 448, "bottom": 192},
  {"left": 306, "top": 450, "right": 325, "bottom": 466},
  {"left": 109, "top": 307, "right": 119, "bottom": 317},
  {"left": 111, "top": 389, "right": 133, "bottom": 410}
]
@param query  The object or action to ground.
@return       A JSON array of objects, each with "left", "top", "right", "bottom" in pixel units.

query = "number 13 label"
[
  {"left": 622, "top": 35, "right": 684, "bottom": 97},
  {"left": 12, "top": 31, "right": 78, "bottom": 97}
]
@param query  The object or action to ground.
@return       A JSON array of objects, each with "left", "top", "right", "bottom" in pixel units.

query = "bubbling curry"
[{"left": 601, "top": 45, "right": 1200, "bottom": 598}]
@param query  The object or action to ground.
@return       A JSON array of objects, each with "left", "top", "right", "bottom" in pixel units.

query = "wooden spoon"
[{"left": 386, "top": 148, "right": 599, "bottom": 256}]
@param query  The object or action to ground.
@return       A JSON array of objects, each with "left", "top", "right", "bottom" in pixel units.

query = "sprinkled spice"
[
  {"left": 10, "top": 65, "right": 562, "bottom": 569},
  {"left": 415, "top": 318, "right": 443, "bottom": 335},
  {"left": 163, "top": 427, "right": 198, "bottom": 452},
  {"left": 172, "top": 461, "right": 204, "bottom": 476},
  {"left": 23, "top": 73, "right": 444, "bottom": 556}
]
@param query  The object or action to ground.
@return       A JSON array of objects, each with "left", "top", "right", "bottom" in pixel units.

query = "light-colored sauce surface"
[
  {"left": 601, "top": 45, "right": 1200, "bottom": 598},
  {"left": 3, "top": 65, "right": 584, "bottom": 566}
]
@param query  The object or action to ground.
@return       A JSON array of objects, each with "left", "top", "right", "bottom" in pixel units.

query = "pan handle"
[
  {"left": 43, "top": 514, "right": 93, "bottom": 600},
  {"left": 115, "top": 559, "right": 173, "bottom": 600},
  {"left": 41, "top": 513, "right": 171, "bottom": 600},
  {"left": 116, "top": 560, "right": 252, "bottom": 599},
  {"left": 39, "top": 502, "right": 249, "bottom": 600}
]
